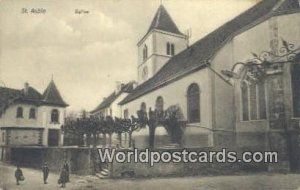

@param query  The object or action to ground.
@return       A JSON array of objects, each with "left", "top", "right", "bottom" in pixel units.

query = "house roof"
[
  {"left": 0, "top": 80, "right": 68, "bottom": 116},
  {"left": 139, "top": 4, "right": 184, "bottom": 45},
  {"left": 91, "top": 81, "right": 136, "bottom": 113},
  {"left": 42, "top": 80, "right": 68, "bottom": 107},
  {"left": 120, "top": 0, "right": 299, "bottom": 105}
]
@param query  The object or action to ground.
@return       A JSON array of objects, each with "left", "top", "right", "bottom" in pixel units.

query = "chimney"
[{"left": 24, "top": 82, "right": 29, "bottom": 95}]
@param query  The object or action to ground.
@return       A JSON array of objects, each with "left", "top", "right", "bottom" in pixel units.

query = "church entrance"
[{"left": 48, "top": 129, "right": 59, "bottom": 146}]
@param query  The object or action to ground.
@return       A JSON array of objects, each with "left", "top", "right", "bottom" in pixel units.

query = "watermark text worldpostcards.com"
[{"left": 98, "top": 148, "right": 278, "bottom": 167}]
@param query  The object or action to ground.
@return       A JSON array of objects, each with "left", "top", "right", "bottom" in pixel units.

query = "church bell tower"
[{"left": 137, "top": 5, "right": 187, "bottom": 84}]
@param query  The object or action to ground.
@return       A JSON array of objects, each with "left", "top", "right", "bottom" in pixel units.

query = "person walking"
[
  {"left": 15, "top": 165, "right": 24, "bottom": 185},
  {"left": 42, "top": 162, "right": 49, "bottom": 184},
  {"left": 59, "top": 167, "right": 67, "bottom": 188},
  {"left": 62, "top": 161, "right": 70, "bottom": 182}
]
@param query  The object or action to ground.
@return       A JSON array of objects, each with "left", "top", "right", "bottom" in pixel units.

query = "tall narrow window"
[
  {"left": 124, "top": 109, "right": 129, "bottom": 119},
  {"left": 141, "top": 102, "right": 147, "bottom": 112},
  {"left": 249, "top": 83, "right": 258, "bottom": 120},
  {"left": 51, "top": 109, "right": 59, "bottom": 123},
  {"left": 143, "top": 45, "right": 148, "bottom": 61},
  {"left": 166, "top": 42, "right": 171, "bottom": 55},
  {"left": 292, "top": 55, "right": 300, "bottom": 117},
  {"left": 29, "top": 108, "right": 36, "bottom": 119},
  {"left": 241, "top": 82, "right": 249, "bottom": 121},
  {"left": 16, "top": 107, "right": 23, "bottom": 118},
  {"left": 171, "top": 44, "right": 175, "bottom": 56},
  {"left": 155, "top": 96, "right": 164, "bottom": 112},
  {"left": 258, "top": 80, "right": 267, "bottom": 119},
  {"left": 187, "top": 83, "right": 200, "bottom": 123}
]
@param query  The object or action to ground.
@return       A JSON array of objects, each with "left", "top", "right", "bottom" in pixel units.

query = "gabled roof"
[
  {"left": 139, "top": 5, "right": 184, "bottom": 44},
  {"left": 42, "top": 80, "right": 68, "bottom": 107},
  {"left": 91, "top": 81, "right": 136, "bottom": 113},
  {"left": 120, "top": 0, "right": 299, "bottom": 105}
]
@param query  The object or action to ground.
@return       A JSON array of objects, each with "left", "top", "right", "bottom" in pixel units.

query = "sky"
[{"left": 0, "top": 0, "right": 260, "bottom": 112}]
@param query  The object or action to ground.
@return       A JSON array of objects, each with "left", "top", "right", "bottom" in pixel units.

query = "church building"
[{"left": 118, "top": 0, "right": 300, "bottom": 149}]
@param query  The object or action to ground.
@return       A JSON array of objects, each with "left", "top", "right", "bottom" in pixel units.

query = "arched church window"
[
  {"left": 51, "top": 109, "right": 59, "bottom": 123},
  {"left": 16, "top": 107, "right": 23, "bottom": 118},
  {"left": 141, "top": 102, "right": 147, "bottom": 112},
  {"left": 292, "top": 54, "right": 300, "bottom": 117},
  {"left": 241, "top": 80, "right": 267, "bottom": 121},
  {"left": 187, "top": 83, "right": 200, "bottom": 123},
  {"left": 155, "top": 96, "right": 164, "bottom": 112},
  {"left": 29, "top": 108, "right": 36, "bottom": 119}
]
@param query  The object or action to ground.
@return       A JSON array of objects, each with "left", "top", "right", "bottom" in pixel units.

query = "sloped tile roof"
[
  {"left": 0, "top": 86, "right": 43, "bottom": 116},
  {"left": 91, "top": 81, "right": 136, "bottom": 113},
  {"left": 42, "top": 80, "right": 68, "bottom": 107},
  {"left": 139, "top": 4, "right": 184, "bottom": 44},
  {"left": 120, "top": 0, "right": 299, "bottom": 105}
]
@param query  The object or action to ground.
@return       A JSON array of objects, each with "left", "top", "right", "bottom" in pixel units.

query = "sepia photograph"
[{"left": 0, "top": 0, "right": 300, "bottom": 189}]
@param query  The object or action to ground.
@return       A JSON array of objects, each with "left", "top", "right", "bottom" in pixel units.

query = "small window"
[
  {"left": 29, "top": 108, "right": 36, "bottom": 119},
  {"left": 166, "top": 42, "right": 171, "bottom": 55},
  {"left": 16, "top": 107, "right": 23, "bottom": 118},
  {"left": 171, "top": 44, "right": 175, "bottom": 56},
  {"left": 166, "top": 43, "right": 175, "bottom": 56},
  {"left": 51, "top": 109, "right": 59, "bottom": 123}
]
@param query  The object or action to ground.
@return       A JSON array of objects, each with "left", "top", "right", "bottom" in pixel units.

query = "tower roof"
[
  {"left": 42, "top": 80, "right": 68, "bottom": 107},
  {"left": 141, "top": 5, "right": 183, "bottom": 42}
]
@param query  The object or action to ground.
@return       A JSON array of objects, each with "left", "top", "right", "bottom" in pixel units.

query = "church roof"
[
  {"left": 91, "top": 81, "right": 135, "bottom": 113},
  {"left": 120, "top": 0, "right": 299, "bottom": 105},
  {"left": 140, "top": 5, "right": 183, "bottom": 44},
  {"left": 42, "top": 80, "right": 68, "bottom": 107}
]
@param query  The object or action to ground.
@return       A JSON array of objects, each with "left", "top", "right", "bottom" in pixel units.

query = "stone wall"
[
  {"left": 4, "top": 147, "right": 93, "bottom": 175},
  {"left": 108, "top": 148, "right": 268, "bottom": 178}
]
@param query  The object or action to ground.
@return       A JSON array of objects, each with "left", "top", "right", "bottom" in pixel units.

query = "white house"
[{"left": 0, "top": 80, "right": 68, "bottom": 148}]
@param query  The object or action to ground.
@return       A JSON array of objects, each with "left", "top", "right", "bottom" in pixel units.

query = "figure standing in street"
[
  {"left": 62, "top": 161, "right": 70, "bottom": 182},
  {"left": 59, "top": 167, "right": 67, "bottom": 188},
  {"left": 42, "top": 162, "right": 49, "bottom": 184},
  {"left": 14, "top": 165, "right": 24, "bottom": 185}
]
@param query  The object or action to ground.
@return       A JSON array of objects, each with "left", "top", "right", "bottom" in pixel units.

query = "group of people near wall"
[{"left": 15, "top": 160, "right": 70, "bottom": 188}]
